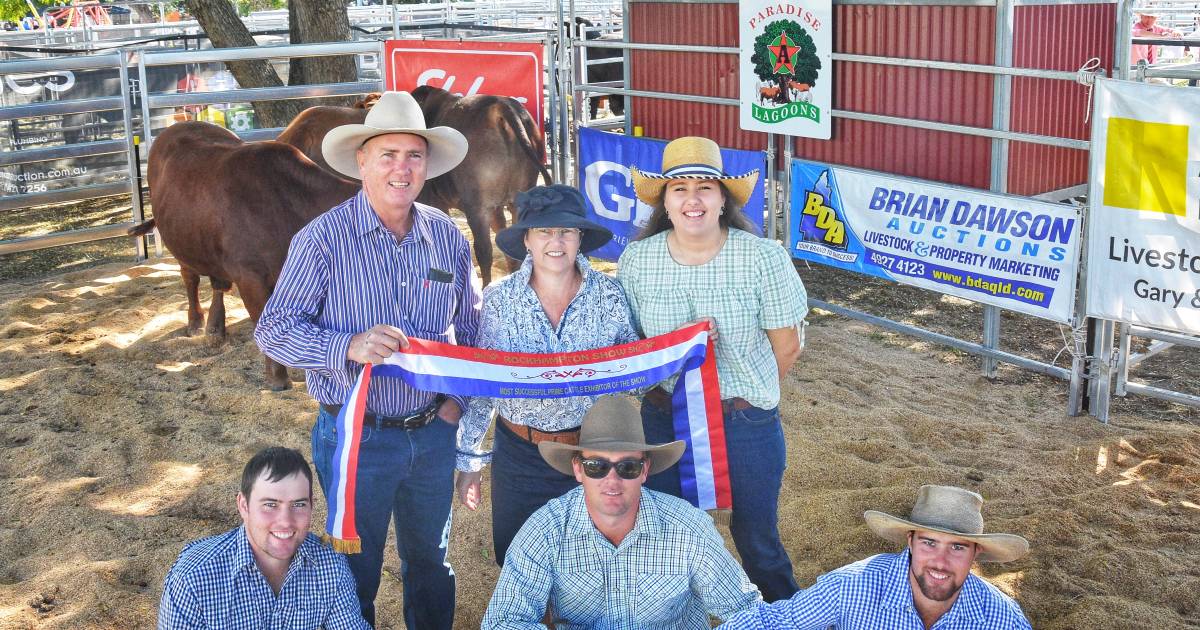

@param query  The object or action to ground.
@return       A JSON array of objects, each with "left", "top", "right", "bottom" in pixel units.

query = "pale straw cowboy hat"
[
  {"left": 540, "top": 396, "right": 685, "bottom": 476},
  {"left": 864, "top": 485, "right": 1030, "bottom": 563},
  {"left": 631, "top": 136, "right": 759, "bottom": 208},
  {"left": 321, "top": 91, "right": 468, "bottom": 180}
]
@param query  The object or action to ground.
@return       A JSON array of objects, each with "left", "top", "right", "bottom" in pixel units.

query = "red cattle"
[
  {"left": 277, "top": 87, "right": 551, "bottom": 285},
  {"left": 759, "top": 85, "right": 781, "bottom": 104},
  {"left": 788, "top": 80, "right": 811, "bottom": 93},
  {"left": 131, "top": 121, "right": 359, "bottom": 390}
]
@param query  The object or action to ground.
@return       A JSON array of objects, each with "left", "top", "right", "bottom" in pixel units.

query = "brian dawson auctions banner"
[
  {"left": 1085, "top": 78, "right": 1200, "bottom": 334},
  {"left": 790, "top": 160, "right": 1081, "bottom": 323},
  {"left": 577, "top": 128, "right": 764, "bottom": 261}
]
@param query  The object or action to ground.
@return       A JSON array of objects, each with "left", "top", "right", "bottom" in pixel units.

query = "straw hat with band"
[
  {"left": 864, "top": 485, "right": 1031, "bottom": 563},
  {"left": 495, "top": 185, "right": 613, "bottom": 261},
  {"left": 631, "top": 136, "right": 759, "bottom": 208},
  {"left": 539, "top": 396, "right": 684, "bottom": 476},
  {"left": 321, "top": 91, "right": 468, "bottom": 180}
]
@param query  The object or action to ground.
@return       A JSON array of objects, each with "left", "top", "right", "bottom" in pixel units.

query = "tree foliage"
[
  {"left": 749, "top": 19, "right": 821, "bottom": 102},
  {"left": 0, "top": 0, "right": 69, "bottom": 25}
]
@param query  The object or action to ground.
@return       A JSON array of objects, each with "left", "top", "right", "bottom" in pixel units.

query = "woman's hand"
[
  {"left": 456, "top": 470, "right": 483, "bottom": 510},
  {"left": 678, "top": 316, "right": 719, "bottom": 342}
]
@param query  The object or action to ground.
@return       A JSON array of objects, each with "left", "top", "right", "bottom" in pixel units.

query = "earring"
[{"left": 720, "top": 206, "right": 726, "bottom": 215}]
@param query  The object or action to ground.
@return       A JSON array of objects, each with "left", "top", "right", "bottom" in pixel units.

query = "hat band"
[{"left": 662, "top": 163, "right": 725, "bottom": 178}]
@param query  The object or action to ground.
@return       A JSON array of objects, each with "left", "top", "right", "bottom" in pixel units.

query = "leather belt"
[
  {"left": 499, "top": 416, "right": 580, "bottom": 446},
  {"left": 320, "top": 395, "right": 443, "bottom": 430},
  {"left": 643, "top": 386, "right": 752, "bottom": 415}
]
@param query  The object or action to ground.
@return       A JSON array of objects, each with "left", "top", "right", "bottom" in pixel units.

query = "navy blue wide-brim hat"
[{"left": 495, "top": 184, "right": 613, "bottom": 261}]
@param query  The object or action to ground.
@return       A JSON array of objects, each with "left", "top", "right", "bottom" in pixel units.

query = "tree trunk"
[
  {"left": 288, "top": 0, "right": 359, "bottom": 108},
  {"left": 183, "top": 0, "right": 303, "bottom": 128}
]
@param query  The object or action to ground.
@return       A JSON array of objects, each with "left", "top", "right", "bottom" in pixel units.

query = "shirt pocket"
[
  {"left": 551, "top": 570, "right": 605, "bottom": 628},
  {"left": 636, "top": 571, "right": 691, "bottom": 624},
  {"left": 407, "top": 276, "right": 456, "bottom": 337}
]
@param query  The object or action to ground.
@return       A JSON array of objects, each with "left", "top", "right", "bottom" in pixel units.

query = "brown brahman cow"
[
  {"left": 131, "top": 121, "right": 359, "bottom": 390},
  {"left": 278, "top": 87, "right": 551, "bottom": 285}
]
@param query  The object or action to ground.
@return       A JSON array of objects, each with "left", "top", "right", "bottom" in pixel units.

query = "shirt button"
[{"left": 402, "top": 282, "right": 407, "bottom": 286}]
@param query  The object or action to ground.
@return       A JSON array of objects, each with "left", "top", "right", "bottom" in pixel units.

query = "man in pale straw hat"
[
  {"left": 718, "top": 485, "right": 1033, "bottom": 629},
  {"left": 255, "top": 91, "right": 479, "bottom": 629},
  {"left": 482, "top": 396, "right": 763, "bottom": 629},
  {"left": 618, "top": 136, "right": 808, "bottom": 603}
]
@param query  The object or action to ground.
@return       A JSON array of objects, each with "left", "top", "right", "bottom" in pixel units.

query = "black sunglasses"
[{"left": 577, "top": 456, "right": 647, "bottom": 480}]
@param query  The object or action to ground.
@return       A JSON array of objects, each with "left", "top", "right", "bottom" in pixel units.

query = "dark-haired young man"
[{"left": 157, "top": 447, "right": 368, "bottom": 629}]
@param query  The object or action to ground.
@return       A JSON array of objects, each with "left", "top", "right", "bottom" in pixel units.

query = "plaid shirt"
[
  {"left": 617, "top": 229, "right": 807, "bottom": 409},
  {"left": 157, "top": 526, "right": 369, "bottom": 630},
  {"left": 483, "top": 486, "right": 762, "bottom": 629},
  {"left": 717, "top": 552, "right": 1033, "bottom": 630},
  {"left": 255, "top": 190, "right": 481, "bottom": 415}
]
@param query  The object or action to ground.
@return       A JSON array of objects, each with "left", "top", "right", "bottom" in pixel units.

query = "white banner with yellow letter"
[{"left": 1085, "top": 78, "right": 1200, "bottom": 334}]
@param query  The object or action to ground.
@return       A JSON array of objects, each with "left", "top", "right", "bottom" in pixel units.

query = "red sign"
[{"left": 385, "top": 40, "right": 544, "bottom": 130}]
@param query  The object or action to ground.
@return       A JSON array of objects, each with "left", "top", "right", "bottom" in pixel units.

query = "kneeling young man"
[
  {"left": 158, "top": 447, "right": 368, "bottom": 629},
  {"left": 719, "top": 485, "right": 1033, "bottom": 630},
  {"left": 482, "top": 395, "right": 762, "bottom": 629}
]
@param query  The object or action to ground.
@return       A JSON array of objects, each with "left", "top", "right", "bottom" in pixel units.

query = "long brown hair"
[{"left": 634, "top": 182, "right": 758, "bottom": 241}]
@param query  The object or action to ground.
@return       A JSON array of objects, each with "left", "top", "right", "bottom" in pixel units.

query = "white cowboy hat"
[
  {"left": 631, "top": 136, "right": 759, "bottom": 208},
  {"left": 864, "top": 485, "right": 1030, "bottom": 563},
  {"left": 320, "top": 91, "right": 468, "bottom": 180},
  {"left": 539, "top": 396, "right": 684, "bottom": 476}
]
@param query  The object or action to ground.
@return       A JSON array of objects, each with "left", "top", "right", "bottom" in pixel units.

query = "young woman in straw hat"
[{"left": 616, "top": 136, "right": 808, "bottom": 602}]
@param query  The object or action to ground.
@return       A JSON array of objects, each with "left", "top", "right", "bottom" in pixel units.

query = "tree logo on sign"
[{"left": 749, "top": 20, "right": 821, "bottom": 124}]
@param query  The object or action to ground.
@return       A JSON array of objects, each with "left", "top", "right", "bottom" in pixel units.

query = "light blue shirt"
[
  {"left": 717, "top": 551, "right": 1033, "bottom": 630},
  {"left": 483, "top": 486, "right": 762, "bottom": 629},
  {"left": 455, "top": 253, "right": 638, "bottom": 471},
  {"left": 157, "top": 526, "right": 368, "bottom": 630}
]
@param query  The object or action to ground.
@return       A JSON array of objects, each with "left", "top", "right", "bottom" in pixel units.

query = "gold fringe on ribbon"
[
  {"left": 707, "top": 508, "right": 733, "bottom": 527},
  {"left": 322, "top": 534, "right": 362, "bottom": 555}
]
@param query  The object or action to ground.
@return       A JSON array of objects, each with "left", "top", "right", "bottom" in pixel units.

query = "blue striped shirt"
[
  {"left": 157, "top": 526, "right": 368, "bottom": 630},
  {"left": 255, "top": 190, "right": 481, "bottom": 415},
  {"left": 483, "top": 486, "right": 762, "bottom": 629},
  {"left": 717, "top": 552, "right": 1033, "bottom": 630}
]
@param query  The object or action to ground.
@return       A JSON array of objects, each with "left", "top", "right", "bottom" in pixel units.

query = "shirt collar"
[
  {"left": 351, "top": 189, "right": 433, "bottom": 245},
  {"left": 565, "top": 486, "right": 662, "bottom": 545},
  {"left": 231, "top": 525, "right": 313, "bottom": 577},
  {"left": 881, "top": 550, "right": 987, "bottom": 624}
]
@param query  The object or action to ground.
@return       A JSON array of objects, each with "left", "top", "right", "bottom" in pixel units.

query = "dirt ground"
[{"left": 0, "top": 203, "right": 1198, "bottom": 628}]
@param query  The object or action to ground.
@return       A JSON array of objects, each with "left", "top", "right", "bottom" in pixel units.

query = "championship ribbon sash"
[{"left": 323, "top": 322, "right": 733, "bottom": 553}]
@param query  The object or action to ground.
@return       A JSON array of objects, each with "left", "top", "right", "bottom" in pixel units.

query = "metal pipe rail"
[
  {"left": 574, "top": 83, "right": 1090, "bottom": 150},
  {"left": 0, "top": 52, "right": 122, "bottom": 73},
  {"left": 0, "top": 220, "right": 135, "bottom": 256},
  {"left": 139, "top": 40, "right": 381, "bottom": 66},
  {"left": 0, "top": 139, "right": 127, "bottom": 168},
  {"left": 811, "top": 298, "right": 1071, "bottom": 380},
  {"left": 0, "top": 97, "right": 125, "bottom": 123},
  {"left": 146, "top": 81, "right": 381, "bottom": 110}
]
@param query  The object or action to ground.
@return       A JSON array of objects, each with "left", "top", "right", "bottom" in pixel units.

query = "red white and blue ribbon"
[{"left": 323, "top": 322, "right": 732, "bottom": 552}]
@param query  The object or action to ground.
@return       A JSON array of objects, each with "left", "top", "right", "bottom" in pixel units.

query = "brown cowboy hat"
[
  {"left": 539, "top": 396, "right": 684, "bottom": 476},
  {"left": 631, "top": 136, "right": 759, "bottom": 208},
  {"left": 864, "top": 485, "right": 1030, "bottom": 563}
]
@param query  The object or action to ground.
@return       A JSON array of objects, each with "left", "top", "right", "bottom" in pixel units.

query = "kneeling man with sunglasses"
[{"left": 482, "top": 396, "right": 762, "bottom": 629}]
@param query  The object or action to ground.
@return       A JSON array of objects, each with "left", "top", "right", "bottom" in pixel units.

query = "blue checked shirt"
[
  {"left": 456, "top": 253, "right": 639, "bottom": 471},
  {"left": 716, "top": 551, "right": 1033, "bottom": 630},
  {"left": 157, "top": 526, "right": 368, "bottom": 630},
  {"left": 255, "top": 190, "right": 481, "bottom": 415},
  {"left": 483, "top": 486, "right": 762, "bottom": 629}
]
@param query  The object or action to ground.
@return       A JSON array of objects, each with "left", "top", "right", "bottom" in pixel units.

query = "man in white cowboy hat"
[
  {"left": 718, "top": 485, "right": 1033, "bottom": 629},
  {"left": 254, "top": 91, "right": 480, "bottom": 629},
  {"left": 482, "top": 395, "right": 763, "bottom": 629}
]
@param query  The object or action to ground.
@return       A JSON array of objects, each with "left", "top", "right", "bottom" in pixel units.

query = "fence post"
[
  {"left": 120, "top": 50, "right": 147, "bottom": 260},
  {"left": 982, "top": 0, "right": 1015, "bottom": 379},
  {"left": 766, "top": 133, "right": 776, "bottom": 239}
]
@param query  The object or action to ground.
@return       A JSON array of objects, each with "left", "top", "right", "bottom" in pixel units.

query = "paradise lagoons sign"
[
  {"left": 789, "top": 160, "right": 1082, "bottom": 323},
  {"left": 739, "top": 0, "right": 832, "bottom": 139}
]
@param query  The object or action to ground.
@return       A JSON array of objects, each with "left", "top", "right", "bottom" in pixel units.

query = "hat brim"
[
  {"left": 495, "top": 214, "right": 613, "bottom": 261},
  {"left": 631, "top": 167, "right": 759, "bottom": 209},
  {"left": 539, "top": 438, "right": 685, "bottom": 477},
  {"left": 863, "top": 510, "right": 1030, "bottom": 563},
  {"left": 321, "top": 124, "right": 468, "bottom": 180}
]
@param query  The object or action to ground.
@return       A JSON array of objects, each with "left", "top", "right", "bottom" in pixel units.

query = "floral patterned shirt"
[{"left": 455, "top": 254, "right": 639, "bottom": 472}]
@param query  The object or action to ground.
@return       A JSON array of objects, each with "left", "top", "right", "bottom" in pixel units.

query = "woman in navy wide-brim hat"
[{"left": 452, "top": 184, "right": 640, "bottom": 565}]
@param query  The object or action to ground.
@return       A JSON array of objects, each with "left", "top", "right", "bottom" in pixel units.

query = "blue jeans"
[
  {"left": 490, "top": 420, "right": 579, "bottom": 565},
  {"left": 312, "top": 407, "right": 457, "bottom": 629},
  {"left": 641, "top": 397, "right": 800, "bottom": 603}
]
